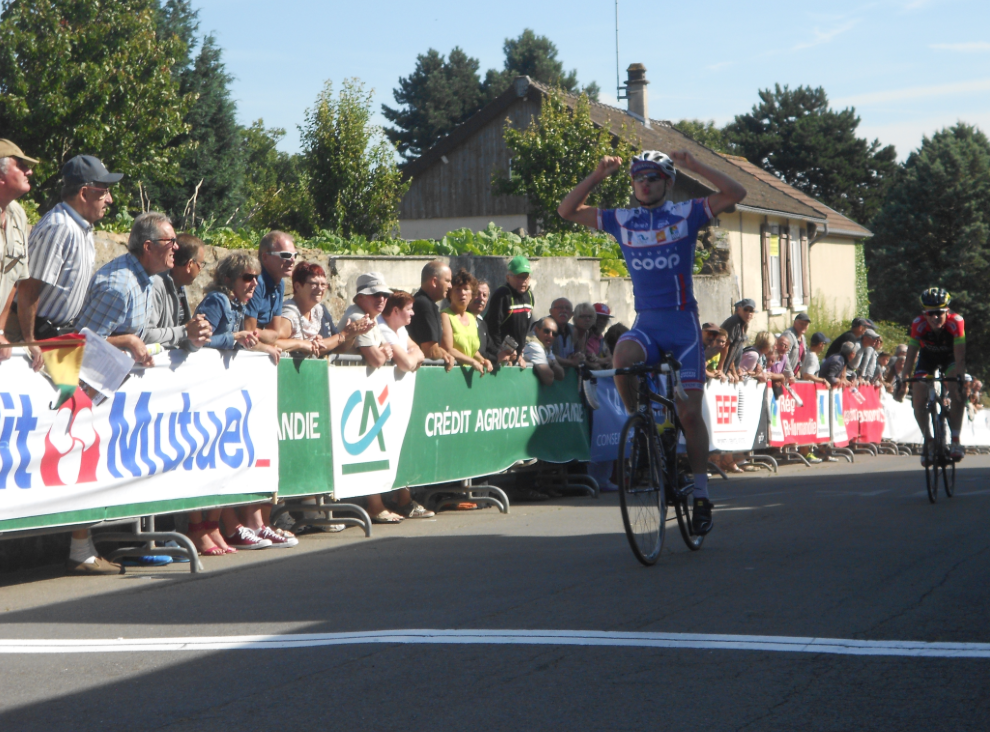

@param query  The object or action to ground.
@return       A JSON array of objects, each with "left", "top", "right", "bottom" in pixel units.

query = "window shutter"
[
  {"left": 780, "top": 227, "right": 792, "bottom": 308},
  {"left": 801, "top": 228, "right": 811, "bottom": 307},
  {"left": 760, "top": 223, "right": 771, "bottom": 310}
]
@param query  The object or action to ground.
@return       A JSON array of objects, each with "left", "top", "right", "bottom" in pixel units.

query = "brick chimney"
[{"left": 626, "top": 63, "right": 649, "bottom": 125}]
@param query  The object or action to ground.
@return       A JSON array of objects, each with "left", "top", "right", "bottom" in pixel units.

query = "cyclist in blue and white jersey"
[{"left": 558, "top": 150, "right": 746, "bottom": 534}]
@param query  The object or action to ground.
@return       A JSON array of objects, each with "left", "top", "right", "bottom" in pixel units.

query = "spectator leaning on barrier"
[
  {"left": 338, "top": 271, "right": 394, "bottom": 368},
  {"left": 145, "top": 233, "right": 212, "bottom": 351},
  {"left": 856, "top": 329, "right": 880, "bottom": 382},
  {"left": 522, "top": 315, "right": 565, "bottom": 386},
  {"left": 738, "top": 330, "right": 773, "bottom": 381},
  {"left": 605, "top": 321, "right": 629, "bottom": 355},
  {"left": 486, "top": 255, "right": 535, "bottom": 361},
  {"left": 76, "top": 211, "right": 179, "bottom": 366},
  {"left": 408, "top": 259, "right": 457, "bottom": 370},
  {"left": 550, "top": 297, "right": 582, "bottom": 369},
  {"left": 572, "top": 302, "right": 611, "bottom": 369},
  {"left": 820, "top": 341, "right": 858, "bottom": 387},
  {"left": 467, "top": 278, "right": 510, "bottom": 366},
  {"left": 378, "top": 290, "right": 425, "bottom": 372},
  {"left": 766, "top": 333, "right": 795, "bottom": 386},
  {"left": 783, "top": 312, "right": 810, "bottom": 376},
  {"left": 825, "top": 317, "right": 871, "bottom": 359},
  {"left": 14, "top": 155, "right": 122, "bottom": 372},
  {"left": 0, "top": 139, "right": 37, "bottom": 362},
  {"left": 705, "top": 327, "right": 728, "bottom": 381},
  {"left": 243, "top": 230, "right": 294, "bottom": 348},
  {"left": 283, "top": 261, "right": 373, "bottom": 358},
  {"left": 721, "top": 298, "right": 756, "bottom": 377},
  {"left": 588, "top": 303, "right": 615, "bottom": 368},
  {"left": 799, "top": 331, "right": 831, "bottom": 384},
  {"left": 442, "top": 268, "right": 494, "bottom": 375}
]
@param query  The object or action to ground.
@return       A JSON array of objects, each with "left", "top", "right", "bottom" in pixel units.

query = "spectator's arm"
[
  {"left": 14, "top": 278, "right": 45, "bottom": 370},
  {"left": 533, "top": 362, "right": 556, "bottom": 386},
  {"left": 550, "top": 357, "right": 565, "bottom": 381},
  {"left": 391, "top": 338, "right": 424, "bottom": 373},
  {"left": 0, "top": 287, "right": 15, "bottom": 362},
  {"left": 359, "top": 343, "right": 389, "bottom": 369}
]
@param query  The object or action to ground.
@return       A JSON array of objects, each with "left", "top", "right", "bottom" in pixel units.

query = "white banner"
[
  {"left": 880, "top": 390, "right": 924, "bottom": 444},
  {"left": 327, "top": 367, "right": 416, "bottom": 499},
  {"left": 703, "top": 379, "right": 767, "bottom": 451},
  {"left": 0, "top": 349, "right": 278, "bottom": 522}
]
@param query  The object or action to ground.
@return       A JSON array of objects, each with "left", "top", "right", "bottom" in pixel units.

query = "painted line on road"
[{"left": 1, "top": 630, "right": 989, "bottom": 658}]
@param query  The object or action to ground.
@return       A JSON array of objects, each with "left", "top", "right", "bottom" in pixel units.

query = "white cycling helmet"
[{"left": 630, "top": 150, "right": 676, "bottom": 180}]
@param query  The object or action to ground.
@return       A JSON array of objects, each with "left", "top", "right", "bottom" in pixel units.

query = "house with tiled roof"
[{"left": 398, "top": 66, "right": 872, "bottom": 328}]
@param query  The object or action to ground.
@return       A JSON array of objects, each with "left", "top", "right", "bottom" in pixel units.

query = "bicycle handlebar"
[{"left": 580, "top": 355, "right": 688, "bottom": 402}]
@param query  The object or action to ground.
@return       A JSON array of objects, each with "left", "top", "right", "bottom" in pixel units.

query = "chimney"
[{"left": 626, "top": 63, "right": 649, "bottom": 126}]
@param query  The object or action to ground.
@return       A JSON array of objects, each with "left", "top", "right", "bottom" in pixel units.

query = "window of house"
[
  {"left": 789, "top": 224, "right": 804, "bottom": 306},
  {"left": 768, "top": 228, "right": 782, "bottom": 307}
]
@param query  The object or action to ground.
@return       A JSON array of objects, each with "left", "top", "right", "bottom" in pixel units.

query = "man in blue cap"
[{"left": 15, "top": 154, "right": 122, "bottom": 372}]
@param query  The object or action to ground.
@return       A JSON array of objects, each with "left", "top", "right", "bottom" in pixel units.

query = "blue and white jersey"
[{"left": 598, "top": 198, "right": 712, "bottom": 312}]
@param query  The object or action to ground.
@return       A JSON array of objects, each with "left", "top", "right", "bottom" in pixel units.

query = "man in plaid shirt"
[{"left": 76, "top": 211, "right": 178, "bottom": 366}]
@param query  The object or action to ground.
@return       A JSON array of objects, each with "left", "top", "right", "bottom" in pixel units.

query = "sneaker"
[
  {"left": 254, "top": 524, "right": 298, "bottom": 548},
  {"left": 692, "top": 498, "right": 714, "bottom": 536},
  {"left": 806, "top": 452, "right": 823, "bottom": 464},
  {"left": 397, "top": 501, "right": 435, "bottom": 519},
  {"left": 225, "top": 526, "right": 272, "bottom": 550},
  {"left": 950, "top": 442, "right": 965, "bottom": 462}
]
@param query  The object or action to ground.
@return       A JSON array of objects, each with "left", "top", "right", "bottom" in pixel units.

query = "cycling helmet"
[
  {"left": 920, "top": 287, "right": 951, "bottom": 309},
  {"left": 630, "top": 150, "right": 676, "bottom": 180}
]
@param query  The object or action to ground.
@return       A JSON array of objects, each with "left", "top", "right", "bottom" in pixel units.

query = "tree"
[
  {"left": 0, "top": 0, "right": 192, "bottom": 209},
  {"left": 673, "top": 119, "right": 732, "bottom": 154},
  {"left": 147, "top": 34, "right": 247, "bottom": 227},
  {"left": 494, "top": 89, "right": 635, "bottom": 234},
  {"left": 867, "top": 123, "right": 990, "bottom": 376},
  {"left": 724, "top": 84, "right": 897, "bottom": 225},
  {"left": 241, "top": 121, "right": 316, "bottom": 236},
  {"left": 301, "top": 79, "right": 410, "bottom": 239},
  {"left": 382, "top": 47, "right": 484, "bottom": 160},
  {"left": 483, "top": 29, "right": 599, "bottom": 102}
]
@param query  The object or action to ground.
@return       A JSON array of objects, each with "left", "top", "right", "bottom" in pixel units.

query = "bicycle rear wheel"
[
  {"left": 942, "top": 413, "right": 956, "bottom": 498},
  {"left": 617, "top": 414, "right": 666, "bottom": 566},
  {"left": 668, "top": 437, "right": 705, "bottom": 551}
]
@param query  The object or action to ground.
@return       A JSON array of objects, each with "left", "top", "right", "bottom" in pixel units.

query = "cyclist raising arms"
[
  {"left": 558, "top": 150, "right": 746, "bottom": 534},
  {"left": 903, "top": 287, "right": 967, "bottom": 464}
]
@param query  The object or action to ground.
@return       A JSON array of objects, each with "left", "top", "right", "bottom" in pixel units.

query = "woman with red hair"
[{"left": 281, "top": 260, "right": 372, "bottom": 357}]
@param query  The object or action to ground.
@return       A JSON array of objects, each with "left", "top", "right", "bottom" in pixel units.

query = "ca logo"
[{"left": 341, "top": 386, "right": 391, "bottom": 456}]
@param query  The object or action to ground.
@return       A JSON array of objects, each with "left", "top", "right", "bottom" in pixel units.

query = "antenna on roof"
[{"left": 615, "top": 0, "right": 627, "bottom": 101}]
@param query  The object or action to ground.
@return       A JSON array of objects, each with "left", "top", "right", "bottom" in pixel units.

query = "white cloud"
[
  {"left": 835, "top": 78, "right": 990, "bottom": 106},
  {"left": 930, "top": 42, "right": 990, "bottom": 52},
  {"left": 858, "top": 111, "right": 990, "bottom": 159},
  {"left": 792, "top": 20, "right": 859, "bottom": 50}
]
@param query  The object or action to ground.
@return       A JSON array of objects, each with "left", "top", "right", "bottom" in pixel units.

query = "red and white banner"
[
  {"left": 842, "top": 385, "right": 885, "bottom": 444},
  {"left": 769, "top": 382, "right": 828, "bottom": 446},
  {"left": 702, "top": 379, "right": 767, "bottom": 451}
]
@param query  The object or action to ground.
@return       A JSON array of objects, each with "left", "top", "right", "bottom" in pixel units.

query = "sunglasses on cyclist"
[
  {"left": 632, "top": 173, "right": 669, "bottom": 184},
  {"left": 270, "top": 251, "right": 297, "bottom": 260},
  {"left": 925, "top": 309, "right": 947, "bottom": 316}
]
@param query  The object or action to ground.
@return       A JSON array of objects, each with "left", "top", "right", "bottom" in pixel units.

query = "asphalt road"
[{"left": 1, "top": 454, "right": 989, "bottom": 731}]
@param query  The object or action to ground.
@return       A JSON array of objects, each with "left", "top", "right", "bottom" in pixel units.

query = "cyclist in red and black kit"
[{"left": 903, "top": 287, "right": 967, "bottom": 463}]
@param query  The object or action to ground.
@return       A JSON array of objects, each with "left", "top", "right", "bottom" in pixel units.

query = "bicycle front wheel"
[
  {"left": 617, "top": 414, "right": 666, "bottom": 566},
  {"left": 942, "top": 413, "right": 956, "bottom": 498},
  {"left": 926, "top": 407, "right": 941, "bottom": 504}
]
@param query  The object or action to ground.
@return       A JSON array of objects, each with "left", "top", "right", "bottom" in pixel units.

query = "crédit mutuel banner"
[
  {"left": 327, "top": 366, "right": 590, "bottom": 498},
  {"left": 0, "top": 350, "right": 278, "bottom": 527}
]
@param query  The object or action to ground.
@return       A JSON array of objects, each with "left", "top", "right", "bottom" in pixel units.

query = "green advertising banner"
[
  {"left": 276, "top": 357, "right": 333, "bottom": 497},
  {"left": 394, "top": 366, "right": 590, "bottom": 488}
]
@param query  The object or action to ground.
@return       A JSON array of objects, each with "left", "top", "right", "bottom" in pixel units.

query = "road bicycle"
[
  {"left": 583, "top": 355, "right": 705, "bottom": 566},
  {"left": 902, "top": 372, "right": 960, "bottom": 503}
]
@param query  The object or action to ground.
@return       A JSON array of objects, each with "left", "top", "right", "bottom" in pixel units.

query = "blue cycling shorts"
[{"left": 617, "top": 309, "right": 705, "bottom": 390}]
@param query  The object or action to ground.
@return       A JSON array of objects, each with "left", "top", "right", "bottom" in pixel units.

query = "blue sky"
[{"left": 196, "top": 0, "right": 989, "bottom": 160}]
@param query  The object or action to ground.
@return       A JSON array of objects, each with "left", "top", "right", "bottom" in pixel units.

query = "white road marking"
[{"left": 1, "top": 630, "right": 988, "bottom": 658}]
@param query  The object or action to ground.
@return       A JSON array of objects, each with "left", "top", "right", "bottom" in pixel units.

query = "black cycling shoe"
[{"left": 692, "top": 497, "right": 714, "bottom": 535}]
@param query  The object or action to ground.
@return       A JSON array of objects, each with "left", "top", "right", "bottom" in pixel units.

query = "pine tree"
[
  {"left": 382, "top": 47, "right": 484, "bottom": 160},
  {"left": 673, "top": 120, "right": 732, "bottom": 154},
  {"left": 867, "top": 123, "right": 990, "bottom": 376},
  {"left": 724, "top": 84, "right": 897, "bottom": 225},
  {"left": 483, "top": 29, "right": 599, "bottom": 102}
]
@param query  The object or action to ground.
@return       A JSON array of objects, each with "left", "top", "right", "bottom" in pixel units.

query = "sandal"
[
  {"left": 371, "top": 510, "right": 403, "bottom": 524},
  {"left": 199, "top": 546, "right": 225, "bottom": 557}
]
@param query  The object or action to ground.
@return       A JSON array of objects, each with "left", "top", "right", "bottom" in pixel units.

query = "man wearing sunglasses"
[
  {"left": 243, "top": 230, "right": 296, "bottom": 347},
  {"left": 0, "top": 139, "right": 37, "bottom": 362},
  {"left": 13, "top": 155, "right": 122, "bottom": 371},
  {"left": 903, "top": 287, "right": 967, "bottom": 464},
  {"left": 558, "top": 149, "right": 746, "bottom": 535}
]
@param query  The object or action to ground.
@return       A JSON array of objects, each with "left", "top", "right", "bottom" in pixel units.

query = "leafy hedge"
[{"left": 96, "top": 215, "right": 720, "bottom": 278}]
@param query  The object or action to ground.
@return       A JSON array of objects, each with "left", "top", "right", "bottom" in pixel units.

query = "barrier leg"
[
  {"left": 746, "top": 453, "right": 778, "bottom": 473},
  {"left": 96, "top": 518, "right": 204, "bottom": 573},
  {"left": 282, "top": 495, "right": 373, "bottom": 537},
  {"left": 708, "top": 459, "right": 729, "bottom": 480},
  {"left": 420, "top": 479, "right": 512, "bottom": 514}
]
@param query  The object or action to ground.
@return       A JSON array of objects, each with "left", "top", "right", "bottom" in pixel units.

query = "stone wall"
[{"left": 93, "top": 232, "right": 738, "bottom": 328}]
